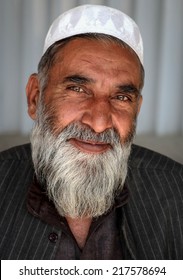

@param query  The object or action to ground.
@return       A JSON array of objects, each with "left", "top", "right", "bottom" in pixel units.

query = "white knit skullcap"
[{"left": 43, "top": 4, "right": 143, "bottom": 64}]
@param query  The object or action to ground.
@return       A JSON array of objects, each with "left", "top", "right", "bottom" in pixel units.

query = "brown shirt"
[{"left": 27, "top": 179, "right": 128, "bottom": 260}]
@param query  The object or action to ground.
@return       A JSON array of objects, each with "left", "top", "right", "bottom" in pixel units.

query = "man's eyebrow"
[
  {"left": 62, "top": 76, "right": 140, "bottom": 95},
  {"left": 63, "top": 75, "right": 95, "bottom": 84},
  {"left": 117, "top": 84, "right": 140, "bottom": 95}
]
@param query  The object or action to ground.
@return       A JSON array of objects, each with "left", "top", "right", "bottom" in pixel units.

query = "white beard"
[{"left": 30, "top": 104, "right": 135, "bottom": 218}]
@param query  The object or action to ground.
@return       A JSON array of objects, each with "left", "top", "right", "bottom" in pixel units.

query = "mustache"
[
  {"left": 37, "top": 99, "right": 136, "bottom": 147},
  {"left": 53, "top": 122, "right": 122, "bottom": 146}
]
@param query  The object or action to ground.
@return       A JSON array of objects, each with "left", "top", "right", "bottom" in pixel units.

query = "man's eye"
[
  {"left": 69, "top": 86, "right": 84, "bottom": 93},
  {"left": 116, "top": 95, "right": 131, "bottom": 102}
]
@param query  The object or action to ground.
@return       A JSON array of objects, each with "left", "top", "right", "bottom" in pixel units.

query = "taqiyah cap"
[{"left": 43, "top": 4, "right": 143, "bottom": 64}]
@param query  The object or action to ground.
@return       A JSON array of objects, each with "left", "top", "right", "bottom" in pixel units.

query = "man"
[{"left": 0, "top": 5, "right": 183, "bottom": 260}]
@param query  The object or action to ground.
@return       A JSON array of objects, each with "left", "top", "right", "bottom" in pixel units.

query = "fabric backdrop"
[{"left": 0, "top": 0, "right": 183, "bottom": 135}]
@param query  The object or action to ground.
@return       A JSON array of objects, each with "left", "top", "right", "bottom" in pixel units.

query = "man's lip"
[{"left": 68, "top": 138, "right": 112, "bottom": 154}]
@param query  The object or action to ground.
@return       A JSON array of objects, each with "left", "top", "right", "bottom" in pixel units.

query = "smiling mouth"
[{"left": 68, "top": 138, "right": 112, "bottom": 154}]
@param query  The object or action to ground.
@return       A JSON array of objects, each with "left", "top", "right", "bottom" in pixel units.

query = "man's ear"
[{"left": 26, "top": 73, "right": 40, "bottom": 120}]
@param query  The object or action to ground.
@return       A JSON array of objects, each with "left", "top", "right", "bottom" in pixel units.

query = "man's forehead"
[{"left": 54, "top": 37, "right": 140, "bottom": 65}]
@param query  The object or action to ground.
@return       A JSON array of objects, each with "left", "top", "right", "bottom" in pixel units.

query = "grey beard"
[{"left": 30, "top": 109, "right": 135, "bottom": 218}]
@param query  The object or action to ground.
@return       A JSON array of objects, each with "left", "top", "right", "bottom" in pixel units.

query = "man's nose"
[{"left": 81, "top": 98, "right": 113, "bottom": 133}]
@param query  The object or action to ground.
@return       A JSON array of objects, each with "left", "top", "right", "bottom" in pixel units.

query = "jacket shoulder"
[
  {"left": 0, "top": 143, "right": 34, "bottom": 192},
  {"left": 0, "top": 143, "right": 31, "bottom": 161},
  {"left": 129, "top": 144, "right": 183, "bottom": 171}
]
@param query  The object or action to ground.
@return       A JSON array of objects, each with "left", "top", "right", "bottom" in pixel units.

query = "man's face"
[
  {"left": 27, "top": 38, "right": 143, "bottom": 218},
  {"left": 31, "top": 38, "right": 142, "bottom": 148}
]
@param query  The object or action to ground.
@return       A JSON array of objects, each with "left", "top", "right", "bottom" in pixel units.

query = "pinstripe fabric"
[
  {"left": 0, "top": 144, "right": 183, "bottom": 259},
  {"left": 0, "top": 144, "right": 62, "bottom": 259},
  {"left": 121, "top": 145, "right": 183, "bottom": 259}
]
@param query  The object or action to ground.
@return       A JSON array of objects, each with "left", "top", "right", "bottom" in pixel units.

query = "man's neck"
[{"left": 66, "top": 216, "right": 92, "bottom": 249}]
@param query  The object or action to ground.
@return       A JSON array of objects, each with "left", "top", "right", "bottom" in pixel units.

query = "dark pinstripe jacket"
[{"left": 0, "top": 144, "right": 183, "bottom": 259}]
